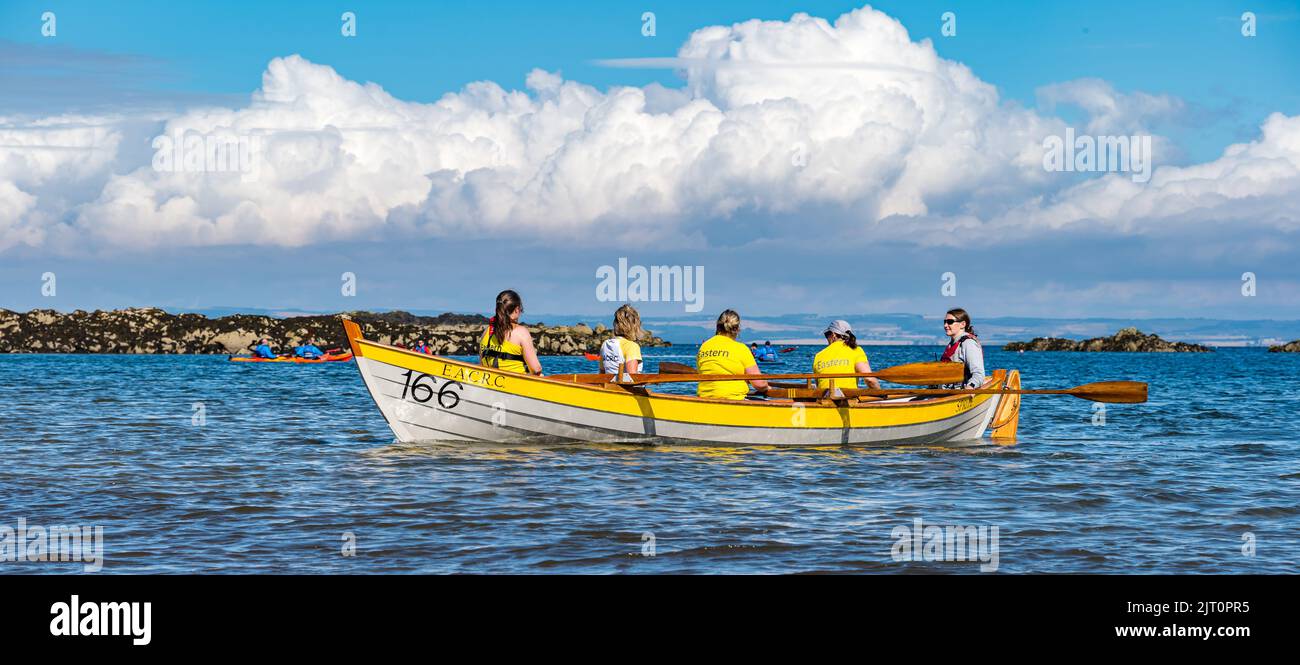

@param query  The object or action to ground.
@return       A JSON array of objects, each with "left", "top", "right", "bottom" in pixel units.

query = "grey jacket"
[{"left": 947, "top": 335, "right": 985, "bottom": 389}]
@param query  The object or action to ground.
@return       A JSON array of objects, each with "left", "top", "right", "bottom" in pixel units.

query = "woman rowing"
[
  {"left": 813, "top": 320, "right": 880, "bottom": 392},
  {"left": 941, "top": 308, "right": 985, "bottom": 388},
  {"left": 479, "top": 289, "right": 543, "bottom": 375},
  {"left": 600, "top": 304, "right": 643, "bottom": 380},
  {"left": 696, "top": 310, "right": 769, "bottom": 399}
]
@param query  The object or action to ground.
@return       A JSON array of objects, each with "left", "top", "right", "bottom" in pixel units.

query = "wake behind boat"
[{"left": 341, "top": 316, "right": 1023, "bottom": 446}]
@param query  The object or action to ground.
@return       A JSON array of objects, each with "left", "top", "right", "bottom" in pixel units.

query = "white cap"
[{"left": 824, "top": 320, "right": 853, "bottom": 336}]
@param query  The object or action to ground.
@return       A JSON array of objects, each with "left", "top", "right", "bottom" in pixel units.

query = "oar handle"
[{"left": 769, "top": 381, "right": 1148, "bottom": 404}]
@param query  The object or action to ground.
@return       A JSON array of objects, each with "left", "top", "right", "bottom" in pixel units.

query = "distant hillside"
[
  {"left": 95, "top": 307, "right": 1300, "bottom": 347},
  {"left": 623, "top": 313, "right": 1300, "bottom": 346}
]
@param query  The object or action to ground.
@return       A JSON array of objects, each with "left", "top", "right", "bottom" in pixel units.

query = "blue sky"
[
  {"left": 5, "top": 0, "right": 1296, "bottom": 157},
  {"left": 1, "top": 1, "right": 1298, "bottom": 321}
]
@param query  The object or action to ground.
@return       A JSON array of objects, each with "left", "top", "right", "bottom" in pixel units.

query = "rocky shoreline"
[
  {"left": 0, "top": 308, "right": 671, "bottom": 355},
  {"left": 1002, "top": 327, "right": 1213, "bottom": 352},
  {"left": 1268, "top": 340, "right": 1300, "bottom": 352}
]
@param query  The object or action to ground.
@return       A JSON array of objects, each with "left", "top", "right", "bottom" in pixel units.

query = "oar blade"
[
  {"left": 1074, "top": 381, "right": 1148, "bottom": 403},
  {"left": 872, "top": 361, "right": 964, "bottom": 386}
]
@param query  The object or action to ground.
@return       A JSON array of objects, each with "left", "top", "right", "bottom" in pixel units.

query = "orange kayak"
[{"left": 229, "top": 352, "right": 353, "bottom": 363}]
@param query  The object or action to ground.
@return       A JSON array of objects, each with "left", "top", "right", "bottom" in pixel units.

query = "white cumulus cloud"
[{"left": 0, "top": 4, "right": 1297, "bottom": 257}]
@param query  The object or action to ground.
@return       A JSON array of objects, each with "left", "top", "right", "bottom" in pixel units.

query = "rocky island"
[
  {"left": 1268, "top": 340, "right": 1300, "bottom": 352},
  {"left": 0, "top": 308, "right": 671, "bottom": 355},
  {"left": 1002, "top": 327, "right": 1213, "bottom": 352}
]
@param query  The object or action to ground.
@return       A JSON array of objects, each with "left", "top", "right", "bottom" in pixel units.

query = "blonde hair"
[
  {"left": 613, "top": 304, "right": 643, "bottom": 340},
  {"left": 715, "top": 309, "right": 741, "bottom": 337}
]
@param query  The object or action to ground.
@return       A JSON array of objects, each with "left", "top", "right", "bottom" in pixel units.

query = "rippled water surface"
[{"left": 2, "top": 347, "right": 1297, "bottom": 573}]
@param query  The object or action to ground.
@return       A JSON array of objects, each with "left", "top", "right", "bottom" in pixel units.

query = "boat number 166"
[{"left": 399, "top": 370, "right": 463, "bottom": 409}]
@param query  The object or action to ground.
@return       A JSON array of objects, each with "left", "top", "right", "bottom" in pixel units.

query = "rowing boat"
[
  {"left": 341, "top": 317, "right": 1021, "bottom": 446},
  {"left": 338, "top": 318, "right": 1024, "bottom": 446},
  {"left": 342, "top": 317, "right": 1020, "bottom": 446}
]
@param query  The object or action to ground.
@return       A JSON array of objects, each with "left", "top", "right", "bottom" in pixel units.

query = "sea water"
[{"left": 0, "top": 347, "right": 1296, "bottom": 573}]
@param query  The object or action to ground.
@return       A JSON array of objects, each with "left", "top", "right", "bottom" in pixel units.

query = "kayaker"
[
  {"left": 479, "top": 289, "right": 543, "bottom": 375},
  {"left": 941, "top": 308, "right": 985, "bottom": 388},
  {"left": 813, "top": 320, "right": 880, "bottom": 391},
  {"left": 412, "top": 339, "right": 431, "bottom": 355},
  {"left": 697, "top": 310, "right": 768, "bottom": 400},
  {"left": 253, "top": 338, "right": 278, "bottom": 359},
  {"left": 294, "top": 340, "right": 325, "bottom": 359},
  {"left": 600, "top": 304, "right": 643, "bottom": 379},
  {"left": 756, "top": 341, "right": 778, "bottom": 362}
]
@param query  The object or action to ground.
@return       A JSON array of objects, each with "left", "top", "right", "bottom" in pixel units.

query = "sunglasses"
[{"left": 943, "top": 319, "right": 960, "bottom": 325}]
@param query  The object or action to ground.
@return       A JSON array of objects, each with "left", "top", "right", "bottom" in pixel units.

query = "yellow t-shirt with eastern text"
[
  {"left": 696, "top": 335, "right": 758, "bottom": 400},
  {"left": 813, "top": 340, "right": 869, "bottom": 389}
]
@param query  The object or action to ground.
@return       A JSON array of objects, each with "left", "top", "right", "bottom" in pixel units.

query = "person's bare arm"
[
  {"left": 744, "top": 364, "right": 769, "bottom": 392},
  {"left": 624, "top": 358, "right": 641, "bottom": 375},
  {"left": 518, "top": 329, "right": 543, "bottom": 375},
  {"left": 855, "top": 360, "right": 881, "bottom": 390}
]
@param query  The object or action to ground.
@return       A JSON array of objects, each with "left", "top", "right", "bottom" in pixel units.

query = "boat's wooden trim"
[
  {"left": 341, "top": 315, "right": 365, "bottom": 358},
  {"left": 989, "top": 369, "right": 1021, "bottom": 443}
]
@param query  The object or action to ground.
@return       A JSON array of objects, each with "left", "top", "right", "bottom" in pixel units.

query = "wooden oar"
[
  {"left": 657, "top": 361, "right": 696, "bottom": 374},
  {"left": 767, "top": 381, "right": 1148, "bottom": 404},
  {"left": 569, "top": 361, "right": 962, "bottom": 386},
  {"left": 656, "top": 362, "right": 811, "bottom": 388}
]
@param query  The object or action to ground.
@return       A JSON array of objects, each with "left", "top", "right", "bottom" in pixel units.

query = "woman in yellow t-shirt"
[
  {"left": 598, "top": 306, "right": 644, "bottom": 379},
  {"left": 813, "top": 320, "right": 880, "bottom": 391},
  {"left": 600, "top": 304, "right": 644, "bottom": 379},
  {"left": 478, "top": 289, "right": 543, "bottom": 375},
  {"left": 696, "top": 310, "right": 769, "bottom": 400}
]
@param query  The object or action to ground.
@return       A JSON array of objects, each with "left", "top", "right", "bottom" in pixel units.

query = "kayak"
[
  {"left": 229, "top": 351, "right": 353, "bottom": 363},
  {"left": 779, "top": 346, "right": 796, "bottom": 353},
  {"left": 340, "top": 316, "right": 1021, "bottom": 446}
]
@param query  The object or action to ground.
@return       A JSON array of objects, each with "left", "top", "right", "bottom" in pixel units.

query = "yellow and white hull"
[{"left": 342, "top": 319, "right": 1018, "bottom": 447}]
